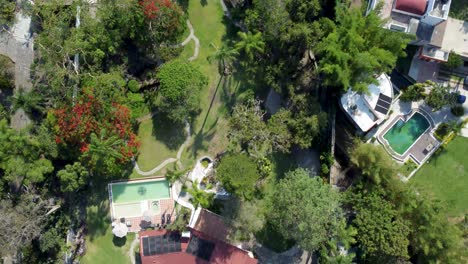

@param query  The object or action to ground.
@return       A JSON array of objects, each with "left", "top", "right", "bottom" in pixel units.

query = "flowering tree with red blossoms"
[
  {"left": 139, "top": 0, "right": 185, "bottom": 48},
  {"left": 53, "top": 88, "right": 139, "bottom": 174}
]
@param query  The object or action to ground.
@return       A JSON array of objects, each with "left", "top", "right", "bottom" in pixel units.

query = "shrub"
[
  {"left": 400, "top": 83, "right": 426, "bottom": 102},
  {"left": 127, "top": 79, "right": 140, "bottom": 93},
  {"left": 451, "top": 105, "right": 464, "bottom": 117},
  {"left": 435, "top": 123, "right": 451, "bottom": 139}
]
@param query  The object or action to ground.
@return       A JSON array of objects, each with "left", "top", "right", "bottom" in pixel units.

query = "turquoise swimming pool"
[
  {"left": 111, "top": 180, "right": 170, "bottom": 204},
  {"left": 384, "top": 112, "right": 430, "bottom": 155}
]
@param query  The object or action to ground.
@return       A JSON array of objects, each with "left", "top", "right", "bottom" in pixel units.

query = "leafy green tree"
[
  {"left": 446, "top": 51, "right": 463, "bottom": 72},
  {"left": 82, "top": 130, "right": 124, "bottom": 175},
  {"left": 349, "top": 188, "right": 410, "bottom": 260},
  {"left": 268, "top": 168, "right": 343, "bottom": 252},
  {"left": 0, "top": 119, "right": 54, "bottom": 187},
  {"left": 425, "top": 84, "right": 453, "bottom": 111},
  {"left": 207, "top": 43, "right": 239, "bottom": 75},
  {"left": 350, "top": 141, "right": 397, "bottom": 185},
  {"left": 156, "top": 60, "right": 207, "bottom": 123},
  {"left": 228, "top": 99, "right": 272, "bottom": 157},
  {"left": 11, "top": 88, "right": 44, "bottom": 115},
  {"left": 235, "top": 31, "right": 265, "bottom": 61},
  {"left": 286, "top": 0, "right": 321, "bottom": 23},
  {"left": 316, "top": 5, "right": 410, "bottom": 92},
  {"left": 400, "top": 82, "right": 428, "bottom": 102},
  {"left": 57, "top": 162, "right": 89, "bottom": 193},
  {"left": 187, "top": 181, "right": 214, "bottom": 208},
  {"left": 0, "top": 0, "right": 15, "bottom": 26},
  {"left": 216, "top": 153, "right": 260, "bottom": 200},
  {"left": 222, "top": 199, "right": 265, "bottom": 242},
  {"left": 165, "top": 167, "right": 186, "bottom": 185}
]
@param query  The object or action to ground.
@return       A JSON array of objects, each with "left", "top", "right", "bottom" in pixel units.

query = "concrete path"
[
  {"left": 129, "top": 233, "right": 139, "bottom": 264},
  {"left": 134, "top": 121, "right": 191, "bottom": 175},
  {"left": 171, "top": 20, "right": 200, "bottom": 61}
]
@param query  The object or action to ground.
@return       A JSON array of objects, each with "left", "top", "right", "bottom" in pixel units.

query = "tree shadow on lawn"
[
  {"left": 112, "top": 236, "right": 127, "bottom": 247},
  {"left": 151, "top": 114, "right": 186, "bottom": 151},
  {"left": 190, "top": 117, "right": 218, "bottom": 158}
]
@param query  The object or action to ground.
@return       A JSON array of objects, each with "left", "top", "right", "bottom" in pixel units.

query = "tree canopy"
[
  {"left": 156, "top": 60, "right": 207, "bottom": 123},
  {"left": 316, "top": 5, "right": 411, "bottom": 92},
  {"left": 268, "top": 168, "right": 343, "bottom": 252},
  {"left": 216, "top": 153, "right": 260, "bottom": 200}
]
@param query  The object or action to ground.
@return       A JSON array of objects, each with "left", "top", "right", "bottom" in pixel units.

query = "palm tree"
[
  {"left": 207, "top": 43, "right": 239, "bottom": 75},
  {"left": 86, "top": 130, "right": 124, "bottom": 170},
  {"left": 235, "top": 31, "right": 265, "bottom": 61},
  {"left": 10, "top": 88, "right": 44, "bottom": 114},
  {"left": 165, "top": 167, "right": 186, "bottom": 186},
  {"left": 187, "top": 180, "right": 214, "bottom": 208}
]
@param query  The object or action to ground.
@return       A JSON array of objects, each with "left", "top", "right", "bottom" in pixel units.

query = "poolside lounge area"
[
  {"left": 108, "top": 177, "right": 176, "bottom": 232},
  {"left": 377, "top": 108, "right": 440, "bottom": 164}
]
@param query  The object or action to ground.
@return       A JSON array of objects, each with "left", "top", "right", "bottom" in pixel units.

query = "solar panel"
[
  {"left": 142, "top": 234, "right": 182, "bottom": 256},
  {"left": 375, "top": 104, "right": 389, "bottom": 114},
  {"left": 143, "top": 237, "right": 150, "bottom": 256},
  {"left": 186, "top": 235, "right": 215, "bottom": 261},
  {"left": 379, "top": 93, "right": 392, "bottom": 103},
  {"left": 376, "top": 99, "right": 390, "bottom": 109}
]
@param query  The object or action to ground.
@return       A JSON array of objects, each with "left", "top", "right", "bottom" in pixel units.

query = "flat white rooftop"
[
  {"left": 340, "top": 73, "right": 393, "bottom": 132},
  {"left": 441, "top": 18, "right": 468, "bottom": 58}
]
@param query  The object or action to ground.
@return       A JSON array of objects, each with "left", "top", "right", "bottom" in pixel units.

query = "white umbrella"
[
  {"left": 112, "top": 222, "right": 128, "bottom": 238},
  {"left": 143, "top": 210, "right": 152, "bottom": 222}
]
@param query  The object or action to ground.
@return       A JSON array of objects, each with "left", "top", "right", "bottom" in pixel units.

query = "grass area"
[
  {"left": 135, "top": 118, "right": 184, "bottom": 172},
  {"left": 411, "top": 136, "right": 468, "bottom": 216},
  {"left": 80, "top": 191, "right": 135, "bottom": 264},
  {"left": 179, "top": 0, "right": 252, "bottom": 164},
  {"left": 398, "top": 159, "right": 418, "bottom": 177}
]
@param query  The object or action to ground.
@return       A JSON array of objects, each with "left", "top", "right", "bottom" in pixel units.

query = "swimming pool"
[
  {"left": 383, "top": 112, "right": 430, "bottom": 155},
  {"left": 111, "top": 179, "right": 170, "bottom": 204}
]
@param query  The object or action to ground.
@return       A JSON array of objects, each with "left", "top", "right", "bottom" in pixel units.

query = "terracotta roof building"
[{"left": 139, "top": 208, "right": 258, "bottom": 264}]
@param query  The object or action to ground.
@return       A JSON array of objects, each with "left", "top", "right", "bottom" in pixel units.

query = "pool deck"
[
  {"left": 377, "top": 108, "right": 440, "bottom": 164},
  {"left": 109, "top": 176, "right": 177, "bottom": 232}
]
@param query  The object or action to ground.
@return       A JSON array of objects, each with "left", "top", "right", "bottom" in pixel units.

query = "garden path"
[
  {"left": 134, "top": 121, "right": 191, "bottom": 175},
  {"left": 171, "top": 20, "right": 200, "bottom": 61},
  {"left": 129, "top": 233, "right": 139, "bottom": 264}
]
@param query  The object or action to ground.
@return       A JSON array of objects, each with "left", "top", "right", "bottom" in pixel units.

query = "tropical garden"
[{"left": 0, "top": 0, "right": 465, "bottom": 263}]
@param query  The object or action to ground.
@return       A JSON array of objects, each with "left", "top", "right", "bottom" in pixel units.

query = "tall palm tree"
[
  {"left": 235, "top": 31, "right": 265, "bottom": 61},
  {"left": 207, "top": 43, "right": 239, "bottom": 75},
  {"left": 86, "top": 129, "right": 124, "bottom": 170}
]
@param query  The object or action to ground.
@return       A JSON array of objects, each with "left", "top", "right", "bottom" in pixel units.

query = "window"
[{"left": 389, "top": 24, "right": 407, "bottom": 32}]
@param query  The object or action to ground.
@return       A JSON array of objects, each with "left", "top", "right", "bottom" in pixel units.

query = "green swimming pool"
[
  {"left": 384, "top": 112, "right": 430, "bottom": 155},
  {"left": 111, "top": 180, "right": 170, "bottom": 204}
]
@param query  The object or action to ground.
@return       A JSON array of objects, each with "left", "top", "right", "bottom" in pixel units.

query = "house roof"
[
  {"left": 192, "top": 209, "right": 230, "bottom": 243},
  {"left": 441, "top": 18, "right": 468, "bottom": 57},
  {"left": 340, "top": 73, "right": 393, "bottom": 132},
  {"left": 395, "top": 0, "right": 428, "bottom": 16},
  {"left": 139, "top": 210, "right": 258, "bottom": 264}
]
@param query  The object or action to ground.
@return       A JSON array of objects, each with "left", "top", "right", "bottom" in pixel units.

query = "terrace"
[
  {"left": 108, "top": 177, "right": 176, "bottom": 232},
  {"left": 377, "top": 108, "right": 439, "bottom": 165}
]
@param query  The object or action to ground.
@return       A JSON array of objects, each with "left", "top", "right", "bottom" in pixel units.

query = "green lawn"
[
  {"left": 80, "top": 191, "right": 135, "bottom": 264},
  {"left": 411, "top": 136, "right": 468, "bottom": 216},
  {"left": 135, "top": 118, "right": 184, "bottom": 172}
]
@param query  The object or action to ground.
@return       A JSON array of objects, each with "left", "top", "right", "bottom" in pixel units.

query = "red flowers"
[
  {"left": 53, "top": 88, "right": 139, "bottom": 162},
  {"left": 139, "top": 0, "right": 173, "bottom": 19}
]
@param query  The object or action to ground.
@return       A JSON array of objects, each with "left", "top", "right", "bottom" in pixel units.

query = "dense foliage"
[{"left": 156, "top": 60, "right": 207, "bottom": 122}]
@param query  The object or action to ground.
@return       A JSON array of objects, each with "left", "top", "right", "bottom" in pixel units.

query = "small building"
[
  {"left": 139, "top": 208, "right": 258, "bottom": 264},
  {"left": 340, "top": 73, "right": 394, "bottom": 133},
  {"left": 367, "top": 0, "right": 468, "bottom": 80}
]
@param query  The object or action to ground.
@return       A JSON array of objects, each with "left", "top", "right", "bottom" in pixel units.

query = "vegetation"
[
  {"left": 268, "top": 168, "right": 343, "bottom": 252},
  {"left": 400, "top": 82, "right": 428, "bottom": 102},
  {"left": 316, "top": 4, "right": 411, "bottom": 93},
  {"left": 425, "top": 84, "right": 456, "bottom": 111},
  {"left": 412, "top": 136, "right": 468, "bottom": 216},
  {"left": 216, "top": 153, "right": 260, "bottom": 200},
  {"left": 451, "top": 105, "right": 464, "bottom": 117},
  {"left": 446, "top": 51, "right": 463, "bottom": 72},
  {"left": 156, "top": 60, "right": 208, "bottom": 123}
]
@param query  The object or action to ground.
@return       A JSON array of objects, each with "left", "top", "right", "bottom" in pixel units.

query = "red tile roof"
[
  {"left": 395, "top": 0, "right": 427, "bottom": 16},
  {"left": 192, "top": 209, "right": 230, "bottom": 242},
  {"left": 139, "top": 212, "right": 258, "bottom": 264}
]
